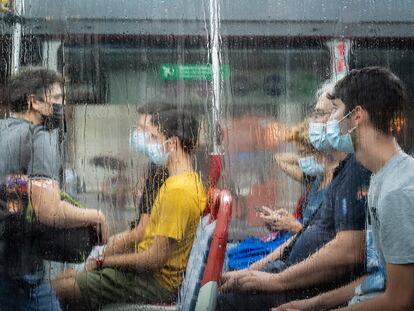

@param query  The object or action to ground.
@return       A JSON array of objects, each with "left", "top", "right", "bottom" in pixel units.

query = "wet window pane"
[{"left": 1, "top": 1, "right": 414, "bottom": 309}]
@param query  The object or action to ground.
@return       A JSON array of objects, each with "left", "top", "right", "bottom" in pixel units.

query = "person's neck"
[
  {"left": 12, "top": 110, "right": 42, "bottom": 125},
  {"left": 325, "top": 155, "right": 340, "bottom": 171},
  {"left": 321, "top": 153, "right": 340, "bottom": 187},
  {"left": 328, "top": 149, "right": 347, "bottom": 164},
  {"left": 167, "top": 150, "right": 194, "bottom": 176},
  {"left": 356, "top": 129, "right": 400, "bottom": 173}
]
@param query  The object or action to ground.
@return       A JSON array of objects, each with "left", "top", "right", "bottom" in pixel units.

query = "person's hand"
[
  {"left": 236, "top": 270, "right": 281, "bottom": 292},
  {"left": 257, "top": 206, "right": 302, "bottom": 233},
  {"left": 221, "top": 269, "right": 281, "bottom": 292},
  {"left": 271, "top": 297, "right": 319, "bottom": 311},
  {"left": 85, "top": 258, "right": 98, "bottom": 272},
  {"left": 103, "top": 231, "right": 128, "bottom": 256},
  {"left": 220, "top": 270, "right": 249, "bottom": 292}
]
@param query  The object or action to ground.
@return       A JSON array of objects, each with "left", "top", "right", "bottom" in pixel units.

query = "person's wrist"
[
  {"left": 293, "top": 221, "right": 303, "bottom": 232},
  {"left": 269, "top": 273, "right": 284, "bottom": 291},
  {"left": 96, "top": 255, "right": 104, "bottom": 270}
]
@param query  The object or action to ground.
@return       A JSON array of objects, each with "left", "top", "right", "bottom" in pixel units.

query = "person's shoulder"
[
  {"left": 163, "top": 173, "right": 206, "bottom": 200},
  {"left": 399, "top": 153, "right": 414, "bottom": 172},
  {"left": 382, "top": 153, "right": 414, "bottom": 190},
  {"left": 345, "top": 155, "right": 371, "bottom": 183},
  {"left": 1, "top": 117, "right": 30, "bottom": 130},
  {"left": 379, "top": 187, "right": 414, "bottom": 218},
  {"left": 166, "top": 172, "right": 203, "bottom": 188}
]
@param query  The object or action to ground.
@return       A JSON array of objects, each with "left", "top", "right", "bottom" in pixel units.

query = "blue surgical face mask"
[
  {"left": 129, "top": 130, "right": 170, "bottom": 166},
  {"left": 298, "top": 156, "right": 325, "bottom": 176},
  {"left": 308, "top": 122, "right": 331, "bottom": 152},
  {"left": 326, "top": 111, "right": 357, "bottom": 153}
]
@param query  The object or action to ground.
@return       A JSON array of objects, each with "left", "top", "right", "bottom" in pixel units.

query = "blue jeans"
[{"left": 0, "top": 274, "right": 61, "bottom": 311}]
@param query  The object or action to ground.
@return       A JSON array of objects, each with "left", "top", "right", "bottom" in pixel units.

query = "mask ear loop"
[
  {"left": 338, "top": 108, "right": 358, "bottom": 134},
  {"left": 347, "top": 125, "right": 357, "bottom": 134},
  {"left": 338, "top": 108, "right": 355, "bottom": 123}
]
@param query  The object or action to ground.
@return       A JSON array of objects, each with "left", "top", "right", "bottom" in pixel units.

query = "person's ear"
[
  {"left": 353, "top": 105, "right": 366, "bottom": 126},
  {"left": 173, "top": 137, "right": 181, "bottom": 151},
  {"left": 165, "top": 136, "right": 179, "bottom": 152},
  {"left": 28, "top": 95, "right": 40, "bottom": 111}
]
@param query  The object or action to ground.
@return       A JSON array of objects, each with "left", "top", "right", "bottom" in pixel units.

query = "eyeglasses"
[{"left": 310, "top": 109, "right": 333, "bottom": 119}]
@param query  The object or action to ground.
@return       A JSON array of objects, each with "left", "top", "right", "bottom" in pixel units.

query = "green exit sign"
[{"left": 160, "top": 64, "right": 230, "bottom": 81}]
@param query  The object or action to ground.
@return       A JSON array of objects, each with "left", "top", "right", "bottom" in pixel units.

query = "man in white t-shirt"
[{"left": 320, "top": 67, "right": 414, "bottom": 311}]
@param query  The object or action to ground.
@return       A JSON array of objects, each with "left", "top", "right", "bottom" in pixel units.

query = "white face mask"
[
  {"left": 129, "top": 130, "right": 170, "bottom": 166},
  {"left": 326, "top": 110, "right": 357, "bottom": 153},
  {"left": 298, "top": 156, "right": 325, "bottom": 176},
  {"left": 308, "top": 122, "right": 331, "bottom": 152}
]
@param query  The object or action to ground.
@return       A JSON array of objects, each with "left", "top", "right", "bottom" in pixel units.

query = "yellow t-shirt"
[{"left": 137, "top": 171, "right": 206, "bottom": 292}]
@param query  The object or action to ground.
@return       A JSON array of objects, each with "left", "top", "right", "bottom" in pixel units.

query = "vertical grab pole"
[
  {"left": 208, "top": 0, "right": 223, "bottom": 187},
  {"left": 11, "top": 0, "right": 23, "bottom": 74}
]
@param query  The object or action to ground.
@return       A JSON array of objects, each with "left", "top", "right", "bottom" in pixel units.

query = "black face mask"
[{"left": 42, "top": 103, "right": 66, "bottom": 131}]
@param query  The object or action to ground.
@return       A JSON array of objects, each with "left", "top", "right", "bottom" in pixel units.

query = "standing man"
[
  {"left": 326, "top": 67, "right": 414, "bottom": 310},
  {"left": 0, "top": 66, "right": 108, "bottom": 310}
]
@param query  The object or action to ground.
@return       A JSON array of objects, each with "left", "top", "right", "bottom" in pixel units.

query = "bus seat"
[{"left": 194, "top": 190, "right": 232, "bottom": 311}]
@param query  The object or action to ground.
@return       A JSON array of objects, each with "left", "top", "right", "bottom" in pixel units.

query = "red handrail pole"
[{"left": 201, "top": 190, "right": 232, "bottom": 285}]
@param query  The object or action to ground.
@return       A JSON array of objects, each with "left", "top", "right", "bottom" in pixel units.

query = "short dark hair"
[
  {"left": 6, "top": 66, "right": 64, "bottom": 113},
  {"left": 150, "top": 109, "right": 199, "bottom": 154},
  {"left": 328, "top": 66, "right": 408, "bottom": 135},
  {"left": 136, "top": 102, "right": 176, "bottom": 115}
]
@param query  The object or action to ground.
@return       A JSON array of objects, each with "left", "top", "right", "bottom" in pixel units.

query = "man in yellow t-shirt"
[{"left": 53, "top": 109, "right": 206, "bottom": 309}]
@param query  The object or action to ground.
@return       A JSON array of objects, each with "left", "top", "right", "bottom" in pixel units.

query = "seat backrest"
[
  {"left": 177, "top": 189, "right": 220, "bottom": 311},
  {"left": 201, "top": 190, "right": 232, "bottom": 285}
]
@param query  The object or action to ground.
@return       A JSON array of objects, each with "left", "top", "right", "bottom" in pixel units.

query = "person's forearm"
[
  {"left": 334, "top": 293, "right": 400, "bottom": 311},
  {"left": 104, "top": 219, "right": 147, "bottom": 257},
  {"left": 104, "top": 230, "right": 133, "bottom": 256},
  {"left": 30, "top": 179, "right": 103, "bottom": 229},
  {"left": 288, "top": 221, "right": 303, "bottom": 233},
  {"left": 102, "top": 242, "right": 169, "bottom": 272},
  {"left": 275, "top": 153, "right": 299, "bottom": 164},
  {"left": 36, "top": 198, "right": 103, "bottom": 229},
  {"left": 102, "top": 252, "right": 156, "bottom": 272},
  {"left": 310, "top": 276, "right": 365, "bottom": 310},
  {"left": 273, "top": 232, "right": 364, "bottom": 290},
  {"left": 249, "top": 236, "right": 295, "bottom": 270},
  {"left": 54, "top": 200, "right": 104, "bottom": 228},
  {"left": 277, "top": 163, "right": 304, "bottom": 183}
]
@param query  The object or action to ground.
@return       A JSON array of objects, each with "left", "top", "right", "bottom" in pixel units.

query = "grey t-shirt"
[
  {"left": 368, "top": 151, "right": 414, "bottom": 266},
  {"left": 0, "top": 117, "right": 62, "bottom": 280},
  {"left": 0, "top": 117, "right": 61, "bottom": 183}
]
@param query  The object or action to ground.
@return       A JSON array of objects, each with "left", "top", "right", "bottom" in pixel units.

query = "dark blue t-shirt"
[{"left": 286, "top": 154, "right": 371, "bottom": 265}]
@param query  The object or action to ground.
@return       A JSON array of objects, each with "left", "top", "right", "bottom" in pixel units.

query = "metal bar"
[
  {"left": 11, "top": 0, "right": 23, "bottom": 74},
  {"left": 209, "top": 0, "right": 221, "bottom": 154}
]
